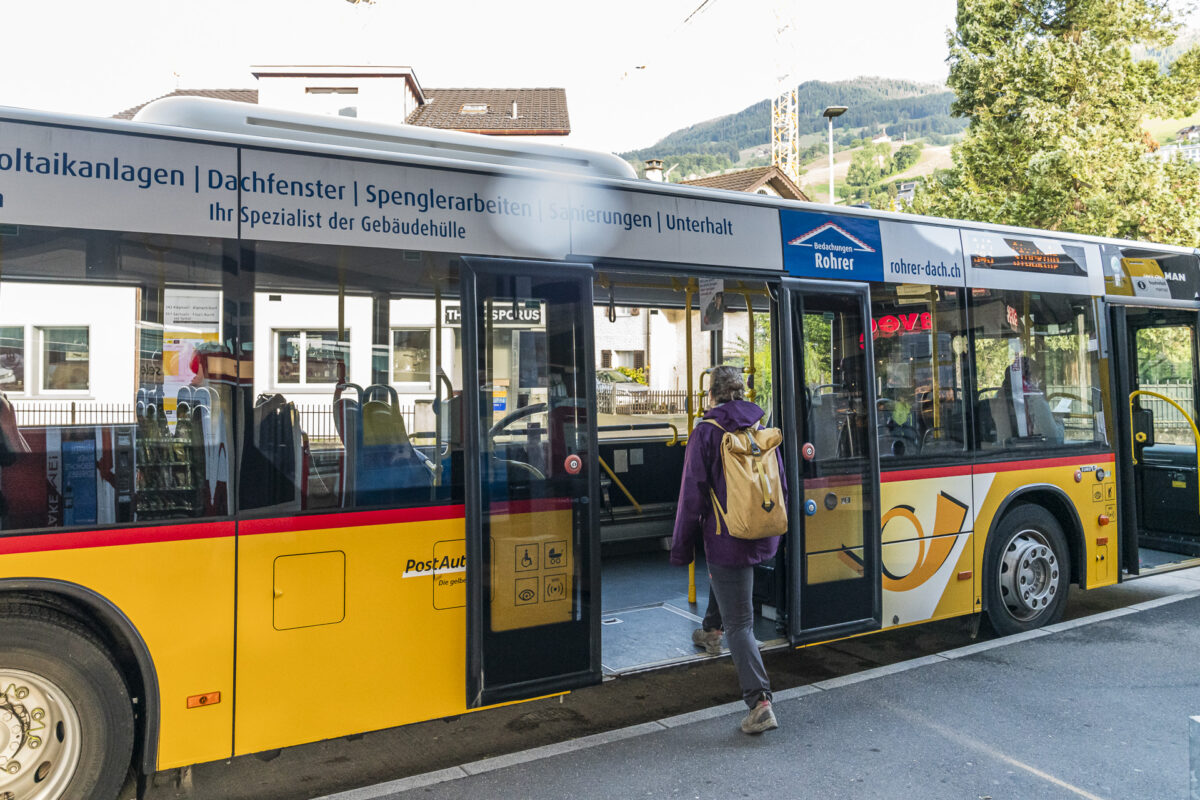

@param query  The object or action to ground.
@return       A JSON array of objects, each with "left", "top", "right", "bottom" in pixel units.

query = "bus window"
[
  {"left": 0, "top": 226, "right": 232, "bottom": 532},
  {"left": 871, "top": 284, "right": 968, "bottom": 460},
  {"left": 1134, "top": 324, "right": 1195, "bottom": 446},
  {"left": 972, "top": 290, "right": 1105, "bottom": 451},
  {"left": 242, "top": 243, "right": 463, "bottom": 514}
]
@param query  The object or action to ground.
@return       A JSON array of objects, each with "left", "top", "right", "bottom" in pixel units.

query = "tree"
[
  {"left": 892, "top": 143, "right": 921, "bottom": 173},
  {"left": 911, "top": 0, "right": 1200, "bottom": 246}
]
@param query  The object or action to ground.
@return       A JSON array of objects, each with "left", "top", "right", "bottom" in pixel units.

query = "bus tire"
[
  {"left": 0, "top": 604, "right": 134, "bottom": 800},
  {"left": 983, "top": 504, "right": 1070, "bottom": 636}
]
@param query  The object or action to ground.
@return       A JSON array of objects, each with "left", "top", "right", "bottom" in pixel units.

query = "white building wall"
[
  {"left": 255, "top": 74, "right": 419, "bottom": 124},
  {"left": 0, "top": 283, "right": 136, "bottom": 403}
]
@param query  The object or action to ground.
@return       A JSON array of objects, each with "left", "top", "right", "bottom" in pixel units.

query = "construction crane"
[{"left": 770, "top": 7, "right": 801, "bottom": 184}]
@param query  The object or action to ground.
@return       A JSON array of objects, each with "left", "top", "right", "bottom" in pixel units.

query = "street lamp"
[{"left": 822, "top": 106, "right": 848, "bottom": 204}]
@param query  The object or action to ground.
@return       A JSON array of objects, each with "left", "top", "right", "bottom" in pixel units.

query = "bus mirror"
[{"left": 1132, "top": 407, "right": 1154, "bottom": 450}]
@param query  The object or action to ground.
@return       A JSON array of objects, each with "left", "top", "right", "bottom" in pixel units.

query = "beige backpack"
[{"left": 702, "top": 419, "right": 788, "bottom": 539}]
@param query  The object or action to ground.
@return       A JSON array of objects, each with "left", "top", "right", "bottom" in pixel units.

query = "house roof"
[
  {"left": 679, "top": 165, "right": 809, "bottom": 201},
  {"left": 114, "top": 89, "right": 259, "bottom": 120},
  {"left": 405, "top": 88, "right": 569, "bottom": 135}
]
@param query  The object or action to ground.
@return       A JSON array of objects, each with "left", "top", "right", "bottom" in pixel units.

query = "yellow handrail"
[
  {"left": 1129, "top": 390, "right": 1200, "bottom": 510},
  {"left": 598, "top": 456, "right": 642, "bottom": 515}
]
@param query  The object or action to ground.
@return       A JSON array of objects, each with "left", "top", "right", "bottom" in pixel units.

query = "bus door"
[
  {"left": 780, "top": 279, "right": 882, "bottom": 643},
  {"left": 1109, "top": 302, "right": 1200, "bottom": 572},
  {"left": 462, "top": 258, "right": 600, "bottom": 707}
]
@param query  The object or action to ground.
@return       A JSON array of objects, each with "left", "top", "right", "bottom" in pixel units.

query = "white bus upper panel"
[{"left": 0, "top": 99, "right": 1196, "bottom": 300}]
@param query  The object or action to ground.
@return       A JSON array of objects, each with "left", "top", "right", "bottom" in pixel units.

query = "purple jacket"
[{"left": 669, "top": 399, "right": 784, "bottom": 569}]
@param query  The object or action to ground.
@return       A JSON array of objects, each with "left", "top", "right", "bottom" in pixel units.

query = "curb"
[{"left": 312, "top": 586, "right": 1200, "bottom": 800}]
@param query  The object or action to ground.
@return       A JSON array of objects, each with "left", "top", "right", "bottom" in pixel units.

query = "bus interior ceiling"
[{"left": 591, "top": 270, "right": 783, "bottom": 674}]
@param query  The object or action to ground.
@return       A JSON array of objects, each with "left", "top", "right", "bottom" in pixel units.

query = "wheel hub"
[
  {"left": 999, "top": 529, "right": 1060, "bottom": 621},
  {"left": 0, "top": 670, "right": 81, "bottom": 800}
]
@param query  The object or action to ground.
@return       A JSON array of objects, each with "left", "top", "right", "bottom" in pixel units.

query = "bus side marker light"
[
  {"left": 1096, "top": 536, "right": 1109, "bottom": 546},
  {"left": 957, "top": 570, "right": 972, "bottom": 581},
  {"left": 1074, "top": 470, "right": 1082, "bottom": 483},
  {"left": 187, "top": 692, "right": 221, "bottom": 709},
  {"left": 1097, "top": 515, "right": 1111, "bottom": 527}
]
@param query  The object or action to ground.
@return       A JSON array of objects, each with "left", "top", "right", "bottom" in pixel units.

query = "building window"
[
  {"left": 460, "top": 103, "right": 488, "bottom": 114},
  {"left": 305, "top": 87, "right": 359, "bottom": 95},
  {"left": 392, "top": 329, "right": 432, "bottom": 383},
  {"left": 40, "top": 327, "right": 89, "bottom": 392},
  {"left": 613, "top": 350, "right": 644, "bottom": 370},
  {"left": 0, "top": 326, "right": 25, "bottom": 392},
  {"left": 276, "top": 330, "right": 349, "bottom": 386},
  {"left": 600, "top": 350, "right": 612, "bottom": 368}
]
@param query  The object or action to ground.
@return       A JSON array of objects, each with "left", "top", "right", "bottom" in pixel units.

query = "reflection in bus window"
[
  {"left": 871, "top": 284, "right": 968, "bottom": 460},
  {"left": 972, "top": 290, "right": 1105, "bottom": 451},
  {"left": 0, "top": 226, "right": 232, "bottom": 531},
  {"left": 243, "top": 243, "right": 463, "bottom": 514},
  {"left": 802, "top": 295, "right": 868, "bottom": 463}
]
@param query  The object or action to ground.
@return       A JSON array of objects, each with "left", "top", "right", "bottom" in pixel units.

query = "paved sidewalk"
[{"left": 319, "top": 570, "right": 1200, "bottom": 800}]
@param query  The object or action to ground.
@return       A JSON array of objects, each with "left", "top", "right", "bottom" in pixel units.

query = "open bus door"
[
  {"left": 463, "top": 258, "right": 600, "bottom": 707},
  {"left": 780, "top": 279, "right": 882, "bottom": 644},
  {"left": 1109, "top": 301, "right": 1200, "bottom": 576}
]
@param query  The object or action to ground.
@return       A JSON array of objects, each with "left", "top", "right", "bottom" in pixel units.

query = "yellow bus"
[{"left": 0, "top": 98, "right": 1196, "bottom": 800}]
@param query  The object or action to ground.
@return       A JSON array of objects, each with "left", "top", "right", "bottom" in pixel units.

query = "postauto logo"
[{"left": 781, "top": 210, "right": 884, "bottom": 282}]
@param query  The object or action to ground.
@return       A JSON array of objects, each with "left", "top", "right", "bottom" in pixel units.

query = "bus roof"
[{"left": 134, "top": 96, "right": 638, "bottom": 181}]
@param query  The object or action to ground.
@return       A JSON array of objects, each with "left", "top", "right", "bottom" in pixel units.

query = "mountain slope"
[{"left": 622, "top": 77, "right": 966, "bottom": 166}]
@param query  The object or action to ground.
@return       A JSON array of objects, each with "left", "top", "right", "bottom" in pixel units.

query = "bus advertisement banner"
[
  {"left": 781, "top": 210, "right": 884, "bottom": 281},
  {"left": 1101, "top": 244, "right": 1200, "bottom": 301},
  {"left": 0, "top": 120, "right": 237, "bottom": 239},
  {"left": 878, "top": 219, "right": 965, "bottom": 286},
  {"left": 961, "top": 229, "right": 1103, "bottom": 295}
]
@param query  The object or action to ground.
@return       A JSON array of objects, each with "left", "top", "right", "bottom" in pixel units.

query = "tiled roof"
[
  {"left": 680, "top": 166, "right": 809, "bottom": 201},
  {"left": 405, "top": 88, "right": 569, "bottom": 134},
  {"left": 113, "top": 89, "right": 258, "bottom": 120}
]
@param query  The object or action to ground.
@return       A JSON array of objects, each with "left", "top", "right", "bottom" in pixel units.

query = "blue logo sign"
[{"left": 781, "top": 210, "right": 883, "bottom": 281}]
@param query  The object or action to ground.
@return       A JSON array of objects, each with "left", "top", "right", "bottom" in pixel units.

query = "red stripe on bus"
[
  {"left": 882, "top": 453, "right": 1116, "bottom": 484},
  {"left": 239, "top": 505, "right": 466, "bottom": 536},
  {"left": 881, "top": 464, "right": 973, "bottom": 483},
  {"left": 489, "top": 498, "right": 575, "bottom": 516},
  {"left": 979, "top": 453, "right": 1114, "bottom": 474},
  {"left": 0, "top": 521, "right": 236, "bottom": 556}
]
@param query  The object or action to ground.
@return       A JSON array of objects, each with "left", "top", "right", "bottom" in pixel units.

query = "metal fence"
[
  {"left": 294, "top": 403, "right": 416, "bottom": 444},
  {"left": 597, "top": 389, "right": 690, "bottom": 416},
  {"left": 8, "top": 401, "right": 416, "bottom": 443},
  {"left": 13, "top": 402, "right": 137, "bottom": 427},
  {"left": 1135, "top": 381, "right": 1195, "bottom": 441}
]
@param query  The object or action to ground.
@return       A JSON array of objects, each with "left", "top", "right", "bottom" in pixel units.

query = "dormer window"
[{"left": 461, "top": 103, "right": 488, "bottom": 114}]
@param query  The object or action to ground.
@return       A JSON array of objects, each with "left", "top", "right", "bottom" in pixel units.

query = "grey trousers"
[{"left": 704, "top": 563, "right": 772, "bottom": 709}]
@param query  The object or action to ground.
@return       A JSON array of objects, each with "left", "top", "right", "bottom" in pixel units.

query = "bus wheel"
[
  {"left": 984, "top": 505, "right": 1070, "bottom": 636},
  {"left": 0, "top": 605, "right": 134, "bottom": 800}
]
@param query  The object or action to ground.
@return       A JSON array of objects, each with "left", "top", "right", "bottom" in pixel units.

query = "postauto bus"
[{"left": 0, "top": 98, "right": 1197, "bottom": 799}]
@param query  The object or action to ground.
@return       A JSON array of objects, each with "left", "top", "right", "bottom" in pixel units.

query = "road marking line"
[{"left": 882, "top": 702, "right": 1110, "bottom": 800}]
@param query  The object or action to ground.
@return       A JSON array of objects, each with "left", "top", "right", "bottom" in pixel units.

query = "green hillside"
[{"left": 621, "top": 77, "right": 967, "bottom": 176}]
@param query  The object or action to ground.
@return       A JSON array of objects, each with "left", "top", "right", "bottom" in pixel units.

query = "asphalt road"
[{"left": 137, "top": 566, "right": 1200, "bottom": 800}]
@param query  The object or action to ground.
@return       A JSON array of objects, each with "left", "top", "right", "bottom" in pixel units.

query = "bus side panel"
[
  {"left": 0, "top": 529, "right": 236, "bottom": 770},
  {"left": 971, "top": 455, "right": 1118, "bottom": 590},
  {"left": 879, "top": 473, "right": 975, "bottom": 627},
  {"left": 234, "top": 511, "right": 468, "bottom": 756}
]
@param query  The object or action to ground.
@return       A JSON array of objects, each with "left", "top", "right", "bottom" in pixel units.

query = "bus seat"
[
  {"left": 1027, "top": 393, "right": 1064, "bottom": 444},
  {"left": 809, "top": 396, "right": 839, "bottom": 459},
  {"left": 989, "top": 395, "right": 1013, "bottom": 445}
]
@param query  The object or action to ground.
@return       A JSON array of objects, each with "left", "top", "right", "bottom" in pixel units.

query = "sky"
[{"left": 0, "top": 0, "right": 960, "bottom": 153}]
